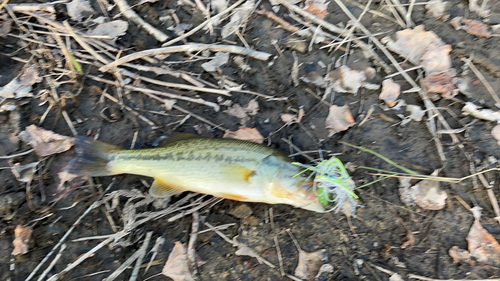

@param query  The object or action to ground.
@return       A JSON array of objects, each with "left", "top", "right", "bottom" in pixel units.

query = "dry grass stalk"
[
  {"left": 112, "top": 0, "right": 168, "bottom": 42},
  {"left": 162, "top": 0, "right": 246, "bottom": 47},
  {"left": 99, "top": 43, "right": 272, "bottom": 72},
  {"left": 275, "top": 0, "right": 392, "bottom": 73}
]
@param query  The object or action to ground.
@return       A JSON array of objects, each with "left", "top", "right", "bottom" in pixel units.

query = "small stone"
[{"left": 228, "top": 203, "right": 253, "bottom": 218}]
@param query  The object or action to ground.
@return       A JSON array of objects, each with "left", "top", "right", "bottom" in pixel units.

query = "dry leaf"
[
  {"left": 467, "top": 207, "right": 500, "bottom": 266},
  {"left": 18, "top": 125, "right": 75, "bottom": 157},
  {"left": 303, "top": 0, "right": 329, "bottom": 19},
  {"left": 462, "top": 102, "right": 500, "bottom": 122},
  {"left": 201, "top": 52, "right": 229, "bottom": 72},
  {"left": 211, "top": 0, "right": 228, "bottom": 13},
  {"left": 0, "top": 79, "right": 34, "bottom": 100},
  {"left": 87, "top": 20, "right": 128, "bottom": 40},
  {"left": 492, "top": 125, "right": 500, "bottom": 145},
  {"left": 66, "top": 0, "right": 95, "bottom": 21},
  {"left": 233, "top": 56, "right": 251, "bottom": 72},
  {"left": 20, "top": 65, "right": 42, "bottom": 86},
  {"left": 379, "top": 79, "right": 400, "bottom": 107},
  {"left": 221, "top": 0, "right": 254, "bottom": 38},
  {"left": 406, "top": 105, "right": 425, "bottom": 122},
  {"left": 245, "top": 99, "right": 259, "bottom": 116},
  {"left": 383, "top": 25, "right": 445, "bottom": 66},
  {"left": 450, "top": 17, "right": 491, "bottom": 37},
  {"left": 449, "top": 246, "right": 474, "bottom": 265},
  {"left": 11, "top": 162, "right": 39, "bottom": 184},
  {"left": 425, "top": 0, "right": 449, "bottom": 20},
  {"left": 162, "top": 242, "right": 195, "bottom": 281},
  {"left": 294, "top": 249, "right": 327, "bottom": 281},
  {"left": 421, "top": 44, "right": 452, "bottom": 75},
  {"left": 409, "top": 178, "right": 447, "bottom": 210},
  {"left": 223, "top": 127, "right": 264, "bottom": 143},
  {"left": 12, "top": 225, "right": 33, "bottom": 255},
  {"left": 326, "top": 65, "right": 375, "bottom": 94},
  {"left": 226, "top": 104, "right": 249, "bottom": 125},
  {"left": 325, "top": 105, "right": 355, "bottom": 137},
  {"left": 422, "top": 70, "right": 458, "bottom": 99},
  {"left": 469, "top": 0, "right": 490, "bottom": 17}
]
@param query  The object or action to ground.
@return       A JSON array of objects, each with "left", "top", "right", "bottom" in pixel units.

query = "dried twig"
[
  {"left": 274, "top": 0, "right": 393, "bottom": 73},
  {"left": 26, "top": 180, "right": 116, "bottom": 281},
  {"left": 462, "top": 57, "right": 500, "bottom": 108},
  {"left": 100, "top": 44, "right": 272, "bottom": 72},
  {"left": 162, "top": 0, "right": 246, "bottom": 46},
  {"left": 112, "top": 0, "right": 168, "bottom": 42},
  {"left": 187, "top": 212, "right": 200, "bottom": 277}
]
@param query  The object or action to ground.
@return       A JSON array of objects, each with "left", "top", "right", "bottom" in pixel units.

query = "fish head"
[{"left": 265, "top": 175, "right": 325, "bottom": 212}]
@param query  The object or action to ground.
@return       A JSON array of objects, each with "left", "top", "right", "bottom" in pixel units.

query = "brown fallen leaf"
[
  {"left": 399, "top": 171, "right": 447, "bottom": 210},
  {"left": 295, "top": 249, "right": 328, "bottom": 281},
  {"left": 11, "top": 162, "right": 39, "bottom": 184},
  {"left": 12, "top": 225, "right": 33, "bottom": 255},
  {"left": 245, "top": 99, "right": 259, "bottom": 116},
  {"left": 162, "top": 242, "right": 204, "bottom": 281},
  {"left": 303, "top": 0, "right": 329, "bottom": 19},
  {"left": 326, "top": 65, "right": 376, "bottom": 94},
  {"left": 449, "top": 245, "right": 475, "bottom": 265},
  {"left": 450, "top": 17, "right": 491, "bottom": 38},
  {"left": 19, "top": 65, "right": 42, "bottom": 86},
  {"left": 225, "top": 103, "right": 249, "bottom": 125},
  {"left": 379, "top": 79, "right": 400, "bottom": 107},
  {"left": 18, "top": 125, "right": 75, "bottom": 157},
  {"left": 422, "top": 70, "right": 458, "bottom": 99},
  {"left": 467, "top": 207, "right": 500, "bottom": 266},
  {"left": 425, "top": 0, "right": 449, "bottom": 20},
  {"left": 383, "top": 25, "right": 445, "bottom": 66},
  {"left": 410, "top": 179, "right": 447, "bottom": 210},
  {"left": 223, "top": 127, "right": 264, "bottom": 144},
  {"left": 325, "top": 105, "right": 355, "bottom": 137},
  {"left": 281, "top": 108, "right": 305, "bottom": 125},
  {"left": 492, "top": 125, "right": 500, "bottom": 146},
  {"left": 420, "top": 44, "right": 452, "bottom": 75}
]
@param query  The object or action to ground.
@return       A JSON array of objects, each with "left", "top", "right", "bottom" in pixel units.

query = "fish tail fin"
[{"left": 67, "top": 136, "right": 122, "bottom": 177}]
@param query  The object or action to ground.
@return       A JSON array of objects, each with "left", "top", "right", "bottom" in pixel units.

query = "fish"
[{"left": 67, "top": 135, "right": 325, "bottom": 212}]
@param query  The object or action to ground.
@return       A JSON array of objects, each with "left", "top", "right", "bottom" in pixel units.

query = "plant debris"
[
  {"left": 12, "top": 225, "right": 33, "bottom": 256},
  {"left": 18, "top": 125, "right": 75, "bottom": 157},
  {"left": 223, "top": 126, "right": 264, "bottom": 143},
  {"left": 449, "top": 17, "right": 491, "bottom": 38},
  {"left": 295, "top": 249, "right": 328, "bottom": 281},
  {"left": 325, "top": 105, "right": 356, "bottom": 136},
  {"left": 462, "top": 102, "right": 500, "bottom": 122},
  {"left": 449, "top": 207, "right": 500, "bottom": 267},
  {"left": 379, "top": 78, "right": 400, "bottom": 107},
  {"left": 162, "top": 241, "right": 204, "bottom": 281},
  {"left": 398, "top": 172, "right": 447, "bottom": 210}
]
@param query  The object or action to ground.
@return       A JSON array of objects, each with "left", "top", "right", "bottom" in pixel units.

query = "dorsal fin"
[
  {"left": 157, "top": 133, "right": 201, "bottom": 147},
  {"left": 149, "top": 179, "right": 184, "bottom": 198}
]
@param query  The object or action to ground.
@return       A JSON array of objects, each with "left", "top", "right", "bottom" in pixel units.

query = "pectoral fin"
[
  {"left": 220, "top": 163, "right": 255, "bottom": 182},
  {"left": 149, "top": 179, "right": 184, "bottom": 198}
]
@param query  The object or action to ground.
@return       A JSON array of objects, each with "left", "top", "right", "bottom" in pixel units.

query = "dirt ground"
[{"left": 1, "top": 0, "right": 500, "bottom": 280}]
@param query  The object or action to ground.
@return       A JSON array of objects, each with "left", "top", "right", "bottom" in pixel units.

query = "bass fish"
[{"left": 68, "top": 136, "right": 324, "bottom": 212}]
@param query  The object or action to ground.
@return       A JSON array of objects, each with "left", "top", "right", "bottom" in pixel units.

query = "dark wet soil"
[{"left": 1, "top": 0, "right": 500, "bottom": 280}]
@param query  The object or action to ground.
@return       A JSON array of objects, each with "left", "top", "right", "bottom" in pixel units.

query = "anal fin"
[{"left": 149, "top": 179, "right": 184, "bottom": 198}]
